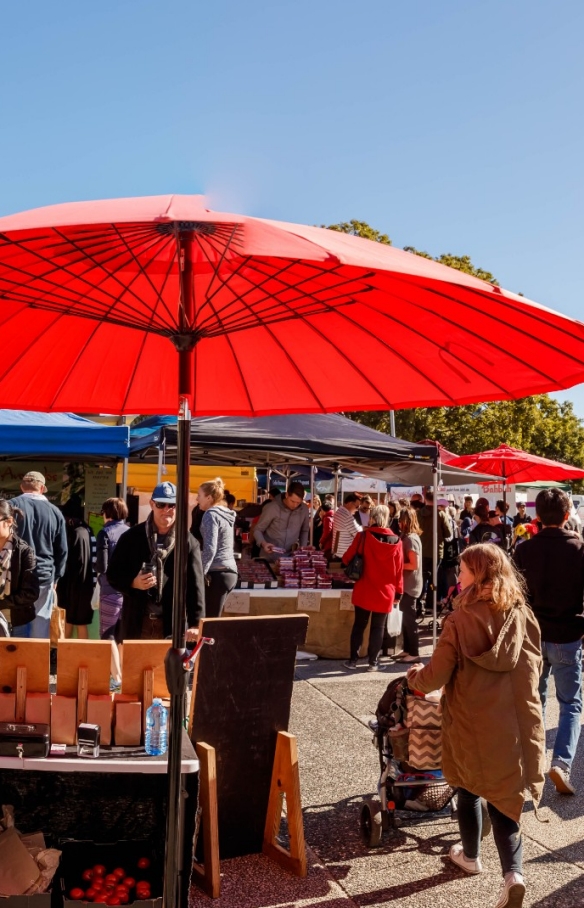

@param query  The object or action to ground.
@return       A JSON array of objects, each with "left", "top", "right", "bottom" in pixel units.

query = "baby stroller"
[{"left": 363, "top": 674, "right": 485, "bottom": 847}]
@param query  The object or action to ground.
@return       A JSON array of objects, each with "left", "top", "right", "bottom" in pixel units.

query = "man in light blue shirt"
[{"left": 9, "top": 471, "right": 67, "bottom": 638}]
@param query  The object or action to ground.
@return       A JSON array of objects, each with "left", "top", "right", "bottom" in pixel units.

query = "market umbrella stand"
[{"left": 4, "top": 196, "right": 584, "bottom": 906}]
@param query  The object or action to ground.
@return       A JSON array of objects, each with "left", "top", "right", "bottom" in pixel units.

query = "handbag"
[{"left": 343, "top": 531, "right": 366, "bottom": 581}]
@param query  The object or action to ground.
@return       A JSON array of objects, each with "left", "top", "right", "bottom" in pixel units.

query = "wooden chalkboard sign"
[{"left": 189, "top": 614, "right": 307, "bottom": 860}]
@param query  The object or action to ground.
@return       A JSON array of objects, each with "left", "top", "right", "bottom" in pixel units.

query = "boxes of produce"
[
  {"left": 60, "top": 840, "right": 160, "bottom": 907},
  {"left": 236, "top": 559, "right": 278, "bottom": 589}
]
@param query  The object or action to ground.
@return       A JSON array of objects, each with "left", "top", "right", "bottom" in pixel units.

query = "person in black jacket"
[
  {"left": 514, "top": 488, "right": 584, "bottom": 796},
  {"left": 107, "top": 482, "right": 205, "bottom": 641},
  {"left": 0, "top": 499, "right": 39, "bottom": 633}
]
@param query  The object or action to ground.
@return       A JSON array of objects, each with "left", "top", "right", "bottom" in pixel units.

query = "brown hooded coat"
[{"left": 408, "top": 600, "right": 545, "bottom": 822}]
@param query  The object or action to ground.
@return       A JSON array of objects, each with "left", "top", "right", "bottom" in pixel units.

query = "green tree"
[
  {"left": 324, "top": 220, "right": 584, "bottom": 477},
  {"left": 321, "top": 220, "right": 392, "bottom": 245}
]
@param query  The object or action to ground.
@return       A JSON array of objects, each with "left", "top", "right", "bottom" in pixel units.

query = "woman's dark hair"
[
  {"left": 321, "top": 503, "right": 332, "bottom": 512},
  {"left": 474, "top": 503, "right": 490, "bottom": 521},
  {"left": 102, "top": 497, "right": 128, "bottom": 521},
  {"left": 62, "top": 493, "right": 84, "bottom": 520},
  {"left": 0, "top": 499, "right": 22, "bottom": 522},
  {"left": 535, "top": 488, "right": 571, "bottom": 527},
  {"left": 225, "top": 493, "right": 236, "bottom": 508}
]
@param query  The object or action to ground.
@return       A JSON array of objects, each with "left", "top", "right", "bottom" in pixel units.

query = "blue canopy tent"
[{"left": 0, "top": 411, "right": 130, "bottom": 459}]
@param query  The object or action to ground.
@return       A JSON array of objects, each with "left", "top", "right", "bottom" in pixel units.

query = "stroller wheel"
[{"left": 360, "top": 800, "right": 383, "bottom": 848}]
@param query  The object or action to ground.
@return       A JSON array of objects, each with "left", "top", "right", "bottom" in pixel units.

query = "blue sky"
[{"left": 1, "top": 0, "right": 583, "bottom": 414}]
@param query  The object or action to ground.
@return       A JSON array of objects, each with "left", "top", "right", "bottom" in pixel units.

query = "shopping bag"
[
  {"left": 405, "top": 694, "right": 442, "bottom": 729},
  {"left": 407, "top": 727, "right": 442, "bottom": 769},
  {"left": 387, "top": 606, "right": 403, "bottom": 637}
]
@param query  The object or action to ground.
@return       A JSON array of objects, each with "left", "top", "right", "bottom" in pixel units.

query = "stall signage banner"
[
  {"left": 224, "top": 591, "right": 251, "bottom": 614},
  {"left": 297, "top": 590, "right": 321, "bottom": 612},
  {"left": 84, "top": 465, "right": 117, "bottom": 531},
  {"left": 0, "top": 461, "right": 64, "bottom": 504},
  {"left": 339, "top": 589, "right": 354, "bottom": 611}
]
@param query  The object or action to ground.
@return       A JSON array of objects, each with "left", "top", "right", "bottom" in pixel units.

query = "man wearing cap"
[
  {"left": 9, "top": 471, "right": 68, "bottom": 638},
  {"left": 107, "top": 482, "right": 205, "bottom": 640}
]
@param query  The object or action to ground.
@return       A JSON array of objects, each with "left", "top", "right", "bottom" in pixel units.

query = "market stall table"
[{"left": 0, "top": 734, "right": 199, "bottom": 907}]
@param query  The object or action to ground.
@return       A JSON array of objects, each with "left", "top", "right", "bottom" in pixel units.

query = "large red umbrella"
[
  {"left": 1, "top": 195, "right": 584, "bottom": 414},
  {"left": 2, "top": 195, "right": 584, "bottom": 906},
  {"left": 447, "top": 444, "right": 584, "bottom": 484}
]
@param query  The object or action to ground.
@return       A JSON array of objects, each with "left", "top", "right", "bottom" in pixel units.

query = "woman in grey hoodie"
[{"left": 197, "top": 478, "right": 237, "bottom": 617}]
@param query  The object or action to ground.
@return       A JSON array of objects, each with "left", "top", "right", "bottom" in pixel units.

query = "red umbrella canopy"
[
  {"left": 448, "top": 444, "right": 584, "bottom": 484},
  {"left": 1, "top": 194, "right": 584, "bottom": 415}
]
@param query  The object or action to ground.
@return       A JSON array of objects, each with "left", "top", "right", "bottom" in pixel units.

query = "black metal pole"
[
  {"left": 163, "top": 394, "right": 191, "bottom": 908},
  {"left": 163, "top": 228, "right": 194, "bottom": 908}
]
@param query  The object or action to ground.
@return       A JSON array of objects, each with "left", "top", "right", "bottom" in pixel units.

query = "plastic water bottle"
[{"left": 145, "top": 698, "right": 168, "bottom": 756}]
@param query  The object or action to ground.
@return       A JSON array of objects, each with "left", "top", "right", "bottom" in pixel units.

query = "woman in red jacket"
[{"left": 342, "top": 505, "right": 403, "bottom": 672}]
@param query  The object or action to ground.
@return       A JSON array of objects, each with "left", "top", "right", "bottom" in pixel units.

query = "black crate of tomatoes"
[{"left": 60, "top": 840, "right": 160, "bottom": 907}]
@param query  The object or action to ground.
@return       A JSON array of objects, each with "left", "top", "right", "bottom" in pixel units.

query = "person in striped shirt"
[{"left": 332, "top": 493, "right": 362, "bottom": 557}]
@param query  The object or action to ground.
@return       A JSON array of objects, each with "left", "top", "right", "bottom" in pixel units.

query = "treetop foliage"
[{"left": 324, "top": 219, "right": 584, "bottom": 481}]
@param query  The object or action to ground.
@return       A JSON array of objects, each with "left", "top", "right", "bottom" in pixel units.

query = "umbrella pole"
[
  {"left": 163, "top": 394, "right": 191, "bottom": 908},
  {"left": 164, "top": 229, "right": 195, "bottom": 908}
]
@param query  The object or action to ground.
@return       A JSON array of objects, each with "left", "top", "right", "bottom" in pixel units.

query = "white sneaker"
[
  {"left": 548, "top": 764, "right": 575, "bottom": 795},
  {"left": 447, "top": 843, "right": 482, "bottom": 874},
  {"left": 493, "top": 872, "right": 525, "bottom": 907}
]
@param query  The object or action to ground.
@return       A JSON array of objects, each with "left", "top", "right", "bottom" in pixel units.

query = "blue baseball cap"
[{"left": 151, "top": 481, "right": 176, "bottom": 503}]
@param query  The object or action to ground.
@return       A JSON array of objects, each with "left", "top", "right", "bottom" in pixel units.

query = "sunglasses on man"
[{"left": 154, "top": 502, "right": 176, "bottom": 510}]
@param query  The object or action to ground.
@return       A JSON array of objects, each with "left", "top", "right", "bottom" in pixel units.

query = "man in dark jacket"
[
  {"left": 514, "top": 488, "right": 584, "bottom": 795},
  {"left": 107, "top": 482, "right": 205, "bottom": 641}
]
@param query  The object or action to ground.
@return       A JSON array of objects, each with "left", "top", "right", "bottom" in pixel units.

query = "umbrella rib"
[
  {"left": 110, "top": 225, "right": 179, "bottom": 329},
  {"left": 0, "top": 227, "right": 175, "bottom": 331},
  {"left": 197, "top": 258, "right": 371, "bottom": 334},
  {"left": 388, "top": 276, "right": 584, "bottom": 382},
  {"left": 50, "top": 225, "right": 178, "bottom": 330},
  {"left": 195, "top": 225, "right": 242, "bottom": 305}
]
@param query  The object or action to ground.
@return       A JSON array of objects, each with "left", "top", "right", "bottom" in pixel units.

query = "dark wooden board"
[{"left": 189, "top": 614, "right": 308, "bottom": 859}]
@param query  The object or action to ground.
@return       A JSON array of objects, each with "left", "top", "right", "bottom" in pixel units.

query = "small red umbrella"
[{"left": 447, "top": 444, "right": 584, "bottom": 484}]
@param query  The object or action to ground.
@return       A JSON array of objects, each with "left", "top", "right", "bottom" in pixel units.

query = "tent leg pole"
[
  {"left": 334, "top": 467, "right": 340, "bottom": 508},
  {"left": 157, "top": 441, "right": 164, "bottom": 485},
  {"left": 119, "top": 416, "right": 129, "bottom": 500},
  {"left": 309, "top": 465, "right": 315, "bottom": 546},
  {"left": 432, "top": 465, "right": 438, "bottom": 651},
  {"left": 389, "top": 410, "right": 396, "bottom": 437}
]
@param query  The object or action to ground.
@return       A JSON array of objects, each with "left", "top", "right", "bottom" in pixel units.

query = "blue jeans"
[
  {"left": 539, "top": 639, "right": 583, "bottom": 770},
  {"left": 12, "top": 583, "right": 53, "bottom": 639},
  {"left": 457, "top": 787, "right": 522, "bottom": 875}
]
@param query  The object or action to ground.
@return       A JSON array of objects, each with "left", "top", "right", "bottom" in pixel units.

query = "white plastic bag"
[{"left": 387, "top": 606, "right": 403, "bottom": 637}]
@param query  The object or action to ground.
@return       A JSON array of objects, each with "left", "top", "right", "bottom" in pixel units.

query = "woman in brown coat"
[{"left": 407, "top": 544, "right": 545, "bottom": 908}]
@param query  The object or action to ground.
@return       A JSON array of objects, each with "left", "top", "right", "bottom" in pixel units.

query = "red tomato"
[
  {"left": 123, "top": 878, "right": 136, "bottom": 889},
  {"left": 136, "top": 858, "right": 150, "bottom": 870},
  {"left": 92, "top": 881, "right": 104, "bottom": 891},
  {"left": 115, "top": 888, "right": 129, "bottom": 897},
  {"left": 113, "top": 869, "right": 126, "bottom": 880},
  {"left": 136, "top": 891, "right": 151, "bottom": 900},
  {"left": 106, "top": 898, "right": 121, "bottom": 906},
  {"left": 85, "top": 889, "right": 97, "bottom": 901},
  {"left": 93, "top": 866, "right": 106, "bottom": 877},
  {"left": 82, "top": 870, "right": 94, "bottom": 882},
  {"left": 105, "top": 875, "right": 118, "bottom": 885},
  {"left": 70, "top": 888, "right": 85, "bottom": 900}
]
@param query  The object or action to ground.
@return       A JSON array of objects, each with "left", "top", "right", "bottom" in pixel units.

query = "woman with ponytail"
[{"left": 197, "top": 478, "right": 237, "bottom": 617}]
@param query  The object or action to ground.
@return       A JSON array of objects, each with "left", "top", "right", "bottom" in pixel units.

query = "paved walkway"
[{"left": 193, "top": 628, "right": 584, "bottom": 907}]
